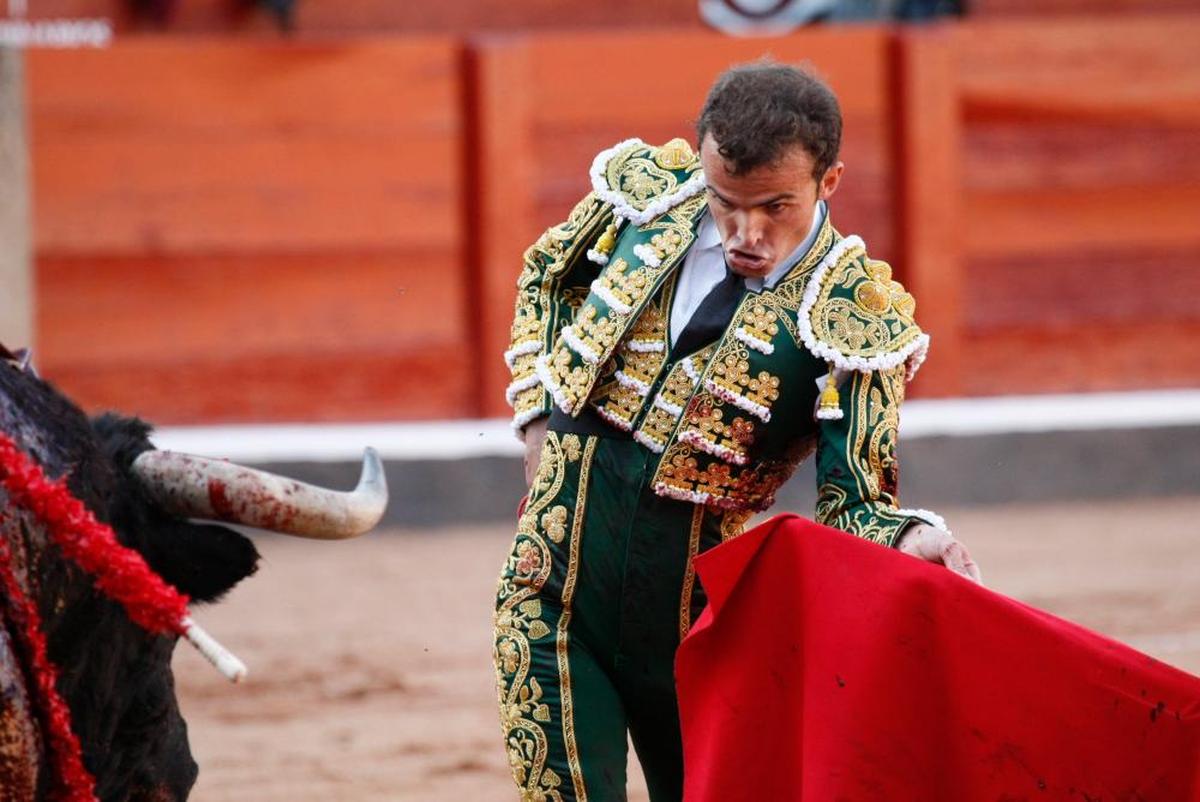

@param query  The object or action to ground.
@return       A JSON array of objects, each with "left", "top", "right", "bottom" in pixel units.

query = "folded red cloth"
[{"left": 675, "top": 514, "right": 1200, "bottom": 801}]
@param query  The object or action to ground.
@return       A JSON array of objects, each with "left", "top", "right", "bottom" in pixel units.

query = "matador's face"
[{"left": 699, "top": 133, "right": 844, "bottom": 280}]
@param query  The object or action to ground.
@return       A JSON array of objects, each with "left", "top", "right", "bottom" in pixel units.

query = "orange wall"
[
  {"left": 25, "top": 16, "right": 1200, "bottom": 423},
  {"left": 946, "top": 17, "right": 1200, "bottom": 395},
  {"left": 30, "top": 39, "right": 474, "bottom": 422}
]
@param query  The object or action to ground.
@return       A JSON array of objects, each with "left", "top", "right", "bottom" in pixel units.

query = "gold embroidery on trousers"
[
  {"left": 679, "top": 505, "right": 705, "bottom": 641},
  {"left": 556, "top": 436, "right": 597, "bottom": 800},
  {"left": 494, "top": 433, "right": 585, "bottom": 801}
]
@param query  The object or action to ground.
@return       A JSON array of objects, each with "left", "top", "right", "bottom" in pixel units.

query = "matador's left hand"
[{"left": 896, "top": 524, "right": 983, "bottom": 585}]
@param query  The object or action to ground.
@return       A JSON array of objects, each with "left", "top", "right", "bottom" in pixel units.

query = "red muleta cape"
[{"left": 675, "top": 514, "right": 1200, "bottom": 801}]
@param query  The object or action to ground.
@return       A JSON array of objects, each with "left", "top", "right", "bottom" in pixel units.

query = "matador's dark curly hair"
[{"left": 696, "top": 61, "right": 843, "bottom": 180}]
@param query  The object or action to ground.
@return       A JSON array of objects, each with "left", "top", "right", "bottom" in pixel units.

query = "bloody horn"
[{"left": 132, "top": 448, "right": 388, "bottom": 539}]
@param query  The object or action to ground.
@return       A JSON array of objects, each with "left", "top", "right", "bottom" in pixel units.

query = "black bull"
[{"left": 1, "top": 359, "right": 270, "bottom": 801}]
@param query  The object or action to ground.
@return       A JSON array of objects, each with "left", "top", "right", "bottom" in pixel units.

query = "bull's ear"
[{"left": 138, "top": 519, "right": 259, "bottom": 604}]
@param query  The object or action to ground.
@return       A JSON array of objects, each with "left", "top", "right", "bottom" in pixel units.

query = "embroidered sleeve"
[
  {"left": 814, "top": 365, "right": 949, "bottom": 547},
  {"left": 505, "top": 192, "right": 614, "bottom": 434}
]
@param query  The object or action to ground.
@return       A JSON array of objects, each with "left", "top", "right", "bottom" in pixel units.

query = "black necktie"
[{"left": 671, "top": 263, "right": 748, "bottom": 360}]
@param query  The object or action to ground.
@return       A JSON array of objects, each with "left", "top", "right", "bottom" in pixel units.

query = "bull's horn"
[{"left": 132, "top": 448, "right": 388, "bottom": 539}]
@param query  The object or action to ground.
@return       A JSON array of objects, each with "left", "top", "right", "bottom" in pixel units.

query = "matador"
[{"left": 493, "top": 63, "right": 980, "bottom": 802}]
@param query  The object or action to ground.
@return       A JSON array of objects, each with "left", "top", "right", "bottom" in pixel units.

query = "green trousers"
[{"left": 494, "top": 430, "right": 748, "bottom": 802}]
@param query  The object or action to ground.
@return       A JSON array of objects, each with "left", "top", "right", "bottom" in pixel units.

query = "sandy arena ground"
[{"left": 174, "top": 497, "right": 1200, "bottom": 801}]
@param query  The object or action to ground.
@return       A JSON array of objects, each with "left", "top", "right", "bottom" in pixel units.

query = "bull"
[{"left": 0, "top": 350, "right": 388, "bottom": 800}]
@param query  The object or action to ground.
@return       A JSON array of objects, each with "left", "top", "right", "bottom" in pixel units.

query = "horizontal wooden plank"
[
  {"left": 972, "top": 1, "right": 1199, "bottom": 18},
  {"left": 37, "top": 251, "right": 467, "bottom": 365},
  {"left": 518, "top": 28, "right": 892, "bottom": 124},
  {"left": 295, "top": 0, "right": 702, "bottom": 32},
  {"left": 963, "top": 185, "right": 1200, "bottom": 259},
  {"left": 954, "top": 16, "right": 1200, "bottom": 125},
  {"left": 28, "top": 40, "right": 463, "bottom": 255},
  {"left": 964, "top": 120, "right": 1200, "bottom": 193},
  {"left": 964, "top": 247, "right": 1200, "bottom": 331},
  {"left": 29, "top": 40, "right": 457, "bottom": 131},
  {"left": 39, "top": 348, "right": 475, "bottom": 424},
  {"left": 32, "top": 139, "right": 458, "bottom": 254},
  {"left": 956, "top": 15, "right": 1200, "bottom": 83},
  {"left": 26, "top": 0, "right": 704, "bottom": 33},
  {"left": 956, "top": 321, "right": 1200, "bottom": 397},
  {"left": 962, "top": 90, "right": 1200, "bottom": 127}
]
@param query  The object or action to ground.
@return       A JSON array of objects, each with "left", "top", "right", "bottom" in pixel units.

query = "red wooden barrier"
[
  {"left": 903, "top": 15, "right": 1200, "bottom": 395},
  {"left": 23, "top": 17, "right": 1200, "bottom": 423},
  {"left": 29, "top": 39, "right": 471, "bottom": 422}
]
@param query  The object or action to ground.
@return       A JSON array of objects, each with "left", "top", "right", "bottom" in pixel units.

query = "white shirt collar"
[
  {"left": 695, "top": 213, "right": 723, "bottom": 251},
  {"left": 694, "top": 200, "right": 827, "bottom": 290}
]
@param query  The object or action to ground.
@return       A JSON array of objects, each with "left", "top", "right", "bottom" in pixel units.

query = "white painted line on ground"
[{"left": 151, "top": 389, "right": 1200, "bottom": 463}]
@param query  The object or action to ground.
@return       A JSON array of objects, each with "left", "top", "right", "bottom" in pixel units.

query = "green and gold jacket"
[{"left": 505, "top": 138, "right": 947, "bottom": 545}]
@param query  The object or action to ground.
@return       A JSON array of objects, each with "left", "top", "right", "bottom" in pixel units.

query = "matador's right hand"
[{"left": 896, "top": 524, "right": 983, "bottom": 585}]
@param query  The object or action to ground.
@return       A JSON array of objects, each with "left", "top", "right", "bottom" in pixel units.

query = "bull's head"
[{"left": 0, "top": 359, "right": 387, "bottom": 800}]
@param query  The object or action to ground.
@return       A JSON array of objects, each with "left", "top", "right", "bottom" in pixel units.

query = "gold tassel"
[
  {"left": 817, "top": 364, "right": 844, "bottom": 421},
  {"left": 595, "top": 221, "right": 618, "bottom": 256}
]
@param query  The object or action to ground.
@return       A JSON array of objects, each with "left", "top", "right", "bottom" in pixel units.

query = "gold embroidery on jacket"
[
  {"left": 512, "top": 193, "right": 608, "bottom": 355},
  {"left": 635, "top": 361, "right": 695, "bottom": 450},
  {"left": 816, "top": 369, "right": 914, "bottom": 546},
  {"left": 642, "top": 228, "right": 687, "bottom": 264},
  {"left": 816, "top": 481, "right": 895, "bottom": 545},
  {"left": 573, "top": 304, "right": 621, "bottom": 360},
  {"left": 720, "top": 509, "right": 753, "bottom": 542},
  {"left": 610, "top": 156, "right": 675, "bottom": 204},
  {"left": 737, "top": 303, "right": 780, "bottom": 349},
  {"left": 544, "top": 348, "right": 593, "bottom": 411},
  {"left": 598, "top": 257, "right": 653, "bottom": 310},
  {"left": 657, "top": 444, "right": 738, "bottom": 498},
  {"left": 591, "top": 285, "right": 672, "bottom": 429},
  {"left": 683, "top": 404, "right": 756, "bottom": 464},
  {"left": 541, "top": 194, "right": 707, "bottom": 415},
  {"left": 708, "top": 348, "right": 781, "bottom": 420},
  {"left": 810, "top": 250, "right": 923, "bottom": 360},
  {"left": 852, "top": 367, "right": 905, "bottom": 502}
]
